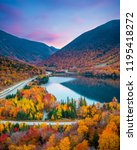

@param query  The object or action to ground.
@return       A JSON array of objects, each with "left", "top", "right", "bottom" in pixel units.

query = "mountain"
[
  {"left": 0, "top": 55, "right": 45, "bottom": 91},
  {"left": 0, "top": 30, "right": 58, "bottom": 64},
  {"left": 62, "top": 20, "right": 120, "bottom": 51},
  {"left": 44, "top": 20, "right": 120, "bottom": 77}
]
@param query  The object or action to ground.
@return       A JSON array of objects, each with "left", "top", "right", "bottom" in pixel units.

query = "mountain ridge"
[
  {"left": 0, "top": 30, "right": 58, "bottom": 64},
  {"left": 44, "top": 20, "right": 120, "bottom": 77},
  {"left": 61, "top": 19, "right": 120, "bottom": 51}
]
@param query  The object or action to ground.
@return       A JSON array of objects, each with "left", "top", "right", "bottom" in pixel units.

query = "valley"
[
  {"left": 0, "top": 20, "right": 120, "bottom": 150},
  {"left": 43, "top": 20, "right": 120, "bottom": 78}
]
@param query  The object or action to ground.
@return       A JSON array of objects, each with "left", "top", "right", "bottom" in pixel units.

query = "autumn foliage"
[
  {"left": 0, "top": 86, "right": 56, "bottom": 120},
  {"left": 44, "top": 49, "right": 120, "bottom": 78},
  {"left": 0, "top": 98, "right": 120, "bottom": 149},
  {"left": 0, "top": 55, "right": 45, "bottom": 91},
  {"left": 0, "top": 78, "right": 120, "bottom": 149}
]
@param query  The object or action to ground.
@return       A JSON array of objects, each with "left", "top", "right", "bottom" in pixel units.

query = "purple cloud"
[
  {"left": 0, "top": 4, "right": 22, "bottom": 20},
  {"left": 7, "top": 23, "right": 22, "bottom": 34},
  {"left": 44, "top": 33, "right": 61, "bottom": 42},
  {"left": 26, "top": 31, "right": 61, "bottom": 43},
  {"left": 0, "top": 0, "right": 119, "bottom": 48}
]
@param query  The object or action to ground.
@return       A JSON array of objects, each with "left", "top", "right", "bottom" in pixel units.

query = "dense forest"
[
  {"left": 0, "top": 81, "right": 120, "bottom": 150},
  {"left": 0, "top": 111, "right": 120, "bottom": 150},
  {"left": 0, "top": 19, "right": 120, "bottom": 149},
  {"left": 0, "top": 56, "right": 45, "bottom": 91},
  {"left": 44, "top": 48, "right": 119, "bottom": 77}
]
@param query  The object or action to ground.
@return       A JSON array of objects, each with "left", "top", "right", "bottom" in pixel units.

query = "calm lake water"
[{"left": 43, "top": 76, "right": 120, "bottom": 105}]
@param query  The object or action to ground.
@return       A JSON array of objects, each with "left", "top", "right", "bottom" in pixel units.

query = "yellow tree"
[
  {"left": 8, "top": 144, "right": 36, "bottom": 150},
  {"left": 85, "top": 117, "right": 95, "bottom": 126},
  {"left": 56, "top": 106, "right": 62, "bottom": 119},
  {"left": 75, "top": 140, "right": 89, "bottom": 150},
  {"left": 47, "top": 146, "right": 59, "bottom": 150},
  {"left": 59, "top": 137, "right": 70, "bottom": 150},
  {"left": 0, "top": 124, "right": 4, "bottom": 133},
  {"left": 99, "top": 122, "right": 119, "bottom": 150},
  {"left": 46, "top": 134, "right": 56, "bottom": 148},
  {"left": 93, "top": 114, "right": 99, "bottom": 122},
  {"left": 77, "top": 120, "right": 88, "bottom": 135}
]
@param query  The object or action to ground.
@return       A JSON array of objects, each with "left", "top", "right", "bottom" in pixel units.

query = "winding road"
[
  {"left": 0, "top": 76, "right": 77, "bottom": 126},
  {"left": 0, "top": 120, "right": 77, "bottom": 126},
  {"left": 0, "top": 76, "right": 37, "bottom": 99}
]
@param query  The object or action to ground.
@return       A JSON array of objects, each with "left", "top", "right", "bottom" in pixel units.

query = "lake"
[{"left": 42, "top": 76, "right": 120, "bottom": 105}]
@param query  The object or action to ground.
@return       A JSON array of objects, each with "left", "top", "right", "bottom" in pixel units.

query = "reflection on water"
[
  {"left": 62, "top": 77, "right": 120, "bottom": 103},
  {"left": 43, "top": 76, "right": 120, "bottom": 105},
  {"left": 46, "top": 77, "right": 75, "bottom": 84}
]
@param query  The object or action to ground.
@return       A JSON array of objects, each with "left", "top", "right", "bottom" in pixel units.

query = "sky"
[{"left": 0, "top": 0, "right": 119, "bottom": 48}]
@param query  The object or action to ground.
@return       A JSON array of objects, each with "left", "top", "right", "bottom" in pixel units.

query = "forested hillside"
[
  {"left": 44, "top": 20, "right": 120, "bottom": 77},
  {"left": 0, "top": 84, "right": 120, "bottom": 150},
  {"left": 0, "top": 56, "right": 45, "bottom": 91}
]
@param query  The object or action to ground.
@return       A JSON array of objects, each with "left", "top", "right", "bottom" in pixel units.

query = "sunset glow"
[{"left": 0, "top": 0, "right": 119, "bottom": 48}]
